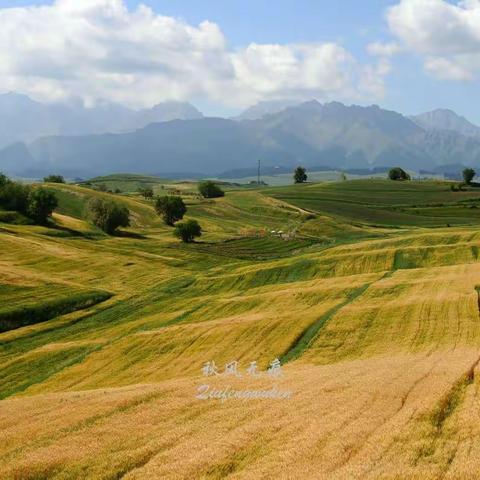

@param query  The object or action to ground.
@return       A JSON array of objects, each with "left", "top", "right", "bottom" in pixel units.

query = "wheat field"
[{"left": 2, "top": 180, "right": 480, "bottom": 479}]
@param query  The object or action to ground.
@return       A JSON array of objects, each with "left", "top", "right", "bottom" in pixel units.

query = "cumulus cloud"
[
  {"left": 0, "top": 0, "right": 388, "bottom": 108},
  {"left": 386, "top": 0, "right": 480, "bottom": 81}
]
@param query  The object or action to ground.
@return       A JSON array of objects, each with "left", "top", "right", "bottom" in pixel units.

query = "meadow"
[{"left": 2, "top": 177, "right": 480, "bottom": 478}]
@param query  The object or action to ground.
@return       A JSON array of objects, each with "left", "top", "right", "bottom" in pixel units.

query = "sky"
[{"left": 0, "top": 0, "right": 480, "bottom": 122}]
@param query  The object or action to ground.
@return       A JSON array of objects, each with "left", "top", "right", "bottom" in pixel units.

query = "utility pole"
[{"left": 257, "top": 159, "right": 261, "bottom": 185}]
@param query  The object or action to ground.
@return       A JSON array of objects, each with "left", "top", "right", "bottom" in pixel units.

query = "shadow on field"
[{"left": 113, "top": 230, "right": 147, "bottom": 239}]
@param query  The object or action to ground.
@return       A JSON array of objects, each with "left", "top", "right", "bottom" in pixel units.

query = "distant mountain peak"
[
  {"left": 235, "top": 99, "right": 305, "bottom": 120},
  {"left": 410, "top": 109, "right": 480, "bottom": 137}
]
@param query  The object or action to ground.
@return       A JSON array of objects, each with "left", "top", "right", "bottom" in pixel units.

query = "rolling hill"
[{"left": 3, "top": 178, "right": 480, "bottom": 477}]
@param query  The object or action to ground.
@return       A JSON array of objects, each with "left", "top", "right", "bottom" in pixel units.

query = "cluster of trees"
[
  {"left": 53, "top": 178, "right": 226, "bottom": 240},
  {"left": 198, "top": 180, "right": 224, "bottom": 198},
  {"left": 85, "top": 198, "right": 130, "bottom": 235},
  {"left": 138, "top": 187, "right": 154, "bottom": 200},
  {"left": 144, "top": 180, "right": 227, "bottom": 243},
  {"left": 154, "top": 195, "right": 201, "bottom": 243},
  {"left": 388, "top": 167, "right": 411, "bottom": 181},
  {"left": 43, "top": 174, "right": 65, "bottom": 184},
  {"left": 0, "top": 172, "right": 58, "bottom": 225}
]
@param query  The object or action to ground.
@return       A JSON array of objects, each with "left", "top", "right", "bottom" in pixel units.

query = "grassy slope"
[
  {"left": 2, "top": 179, "right": 480, "bottom": 478},
  {"left": 266, "top": 179, "right": 480, "bottom": 227}
]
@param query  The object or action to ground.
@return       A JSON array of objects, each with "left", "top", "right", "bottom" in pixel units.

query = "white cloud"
[
  {"left": 367, "top": 42, "right": 402, "bottom": 57},
  {"left": 424, "top": 57, "right": 474, "bottom": 80},
  {"left": 0, "top": 0, "right": 388, "bottom": 108},
  {"left": 387, "top": 0, "right": 480, "bottom": 80}
]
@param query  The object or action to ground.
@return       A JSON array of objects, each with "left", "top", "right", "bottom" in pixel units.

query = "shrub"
[
  {"left": 463, "top": 168, "right": 475, "bottom": 185},
  {"left": 388, "top": 167, "right": 410, "bottom": 181},
  {"left": 43, "top": 174, "right": 65, "bottom": 184},
  {"left": 294, "top": 166, "right": 308, "bottom": 184},
  {"left": 155, "top": 195, "right": 186, "bottom": 226},
  {"left": 174, "top": 219, "right": 202, "bottom": 243},
  {"left": 27, "top": 188, "right": 58, "bottom": 225},
  {"left": 198, "top": 181, "right": 225, "bottom": 198},
  {"left": 86, "top": 197, "right": 130, "bottom": 234}
]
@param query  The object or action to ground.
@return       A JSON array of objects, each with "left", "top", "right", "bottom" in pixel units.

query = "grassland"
[
  {"left": 267, "top": 179, "right": 480, "bottom": 227},
  {"left": 2, "top": 178, "right": 480, "bottom": 478}
]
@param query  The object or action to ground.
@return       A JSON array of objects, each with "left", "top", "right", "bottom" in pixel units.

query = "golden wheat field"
[{"left": 3, "top": 180, "right": 480, "bottom": 479}]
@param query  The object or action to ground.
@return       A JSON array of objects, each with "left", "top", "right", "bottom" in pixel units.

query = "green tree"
[
  {"left": 139, "top": 187, "right": 154, "bottom": 200},
  {"left": 388, "top": 167, "right": 410, "bottom": 181},
  {"left": 0, "top": 180, "right": 31, "bottom": 214},
  {"left": 463, "top": 168, "right": 476, "bottom": 185},
  {"left": 174, "top": 219, "right": 202, "bottom": 243},
  {"left": 198, "top": 181, "right": 225, "bottom": 198},
  {"left": 86, "top": 197, "right": 130, "bottom": 234},
  {"left": 43, "top": 174, "right": 65, "bottom": 184},
  {"left": 294, "top": 166, "right": 307, "bottom": 184},
  {"left": 0, "top": 172, "right": 8, "bottom": 188},
  {"left": 155, "top": 195, "right": 186, "bottom": 226},
  {"left": 27, "top": 188, "right": 58, "bottom": 225}
]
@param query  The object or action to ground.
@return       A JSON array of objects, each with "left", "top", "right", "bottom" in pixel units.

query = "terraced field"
[{"left": 2, "top": 179, "right": 480, "bottom": 479}]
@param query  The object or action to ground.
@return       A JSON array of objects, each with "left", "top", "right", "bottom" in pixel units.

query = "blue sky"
[{"left": 1, "top": 0, "right": 479, "bottom": 123}]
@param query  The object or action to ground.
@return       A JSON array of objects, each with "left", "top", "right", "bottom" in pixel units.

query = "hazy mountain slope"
[
  {"left": 410, "top": 109, "right": 480, "bottom": 138},
  {"left": 27, "top": 118, "right": 265, "bottom": 177},
  {"left": 249, "top": 101, "right": 432, "bottom": 170},
  {"left": 0, "top": 92, "right": 203, "bottom": 148},
  {"left": 0, "top": 142, "right": 37, "bottom": 176},
  {"left": 412, "top": 129, "right": 480, "bottom": 167}
]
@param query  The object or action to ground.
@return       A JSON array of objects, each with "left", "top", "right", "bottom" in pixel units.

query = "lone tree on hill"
[
  {"left": 86, "top": 197, "right": 130, "bottom": 234},
  {"left": 155, "top": 195, "right": 186, "bottom": 226},
  {"left": 294, "top": 166, "right": 307, "bottom": 184},
  {"left": 43, "top": 175, "right": 65, "bottom": 184},
  {"left": 27, "top": 188, "right": 58, "bottom": 225},
  {"left": 463, "top": 168, "right": 476, "bottom": 185},
  {"left": 174, "top": 219, "right": 202, "bottom": 243},
  {"left": 198, "top": 181, "right": 224, "bottom": 198},
  {"left": 388, "top": 167, "right": 410, "bottom": 181}
]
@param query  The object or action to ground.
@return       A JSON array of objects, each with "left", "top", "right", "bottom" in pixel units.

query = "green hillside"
[{"left": 266, "top": 179, "right": 480, "bottom": 227}]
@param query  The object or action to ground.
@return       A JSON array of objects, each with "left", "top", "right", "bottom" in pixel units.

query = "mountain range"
[
  {"left": 1, "top": 93, "right": 480, "bottom": 178},
  {"left": 0, "top": 92, "right": 203, "bottom": 149}
]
